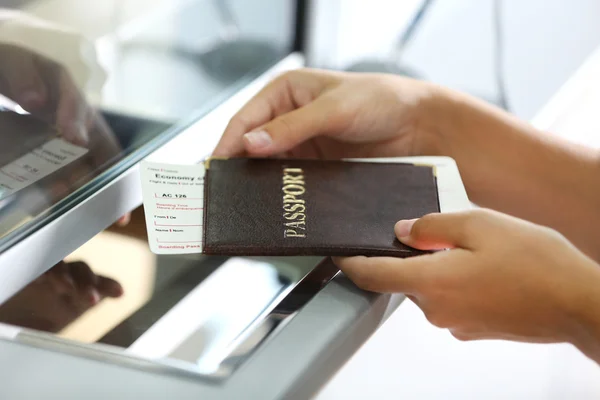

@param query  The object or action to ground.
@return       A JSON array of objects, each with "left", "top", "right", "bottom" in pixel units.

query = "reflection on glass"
[
  {"left": 0, "top": 0, "right": 293, "bottom": 249},
  {"left": 122, "top": 257, "right": 292, "bottom": 374},
  {"left": 0, "top": 210, "right": 332, "bottom": 377},
  {"left": 0, "top": 259, "right": 123, "bottom": 333}
]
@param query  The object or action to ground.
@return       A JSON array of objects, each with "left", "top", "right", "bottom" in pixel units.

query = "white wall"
[
  {"left": 308, "top": 0, "right": 600, "bottom": 120},
  {"left": 306, "top": 0, "right": 424, "bottom": 69}
]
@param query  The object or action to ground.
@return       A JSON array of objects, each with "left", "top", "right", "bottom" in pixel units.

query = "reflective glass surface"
[
  {"left": 0, "top": 207, "right": 337, "bottom": 378},
  {"left": 0, "top": 0, "right": 295, "bottom": 250}
]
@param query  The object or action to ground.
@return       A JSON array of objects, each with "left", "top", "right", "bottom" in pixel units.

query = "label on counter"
[
  {"left": 140, "top": 161, "right": 205, "bottom": 255},
  {"left": 0, "top": 138, "right": 88, "bottom": 200}
]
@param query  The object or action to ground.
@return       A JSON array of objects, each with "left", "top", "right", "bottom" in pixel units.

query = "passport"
[{"left": 201, "top": 157, "right": 440, "bottom": 257}]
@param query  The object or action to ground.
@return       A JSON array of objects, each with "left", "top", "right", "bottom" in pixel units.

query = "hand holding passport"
[
  {"left": 155, "top": 69, "right": 600, "bottom": 361},
  {"left": 140, "top": 70, "right": 472, "bottom": 258},
  {"left": 140, "top": 156, "right": 466, "bottom": 258}
]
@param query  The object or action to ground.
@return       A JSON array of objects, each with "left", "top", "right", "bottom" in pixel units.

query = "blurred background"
[
  {"left": 9, "top": 0, "right": 600, "bottom": 121},
  {"left": 303, "top": 0, "right": 600, "bottom": 120}
]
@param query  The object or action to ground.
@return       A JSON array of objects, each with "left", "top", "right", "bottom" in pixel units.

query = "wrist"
[
  {"left": 561, "top": 260, "right": 600, "bottom": 363},
  {"left": 412, "top": 82, "right": 505, "bottom": 160},
  {"left": 412, "top": 82, "right": 452, "bottom": 156},
  {"left": 414, "top": 83, "right": 518, "bottom": 156}
]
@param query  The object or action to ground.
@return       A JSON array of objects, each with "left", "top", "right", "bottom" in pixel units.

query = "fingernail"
[
  {"left": 243, "top": 130, "right": 272, "bottom": 149},
  {"left": 395, "top": 219, "right": 417, "bottom": 238},
  {"left": 89, "top": 288, "right": 101, "bottom": 305}
]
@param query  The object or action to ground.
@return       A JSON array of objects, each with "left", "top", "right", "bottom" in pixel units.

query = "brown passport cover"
[{"left": 202, "top": 158, "right": 440, "bottom": 257}]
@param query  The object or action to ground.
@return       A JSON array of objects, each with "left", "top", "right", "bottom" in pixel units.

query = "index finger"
[
  {"left": 212, "top": 74, "right": 298, "bottom": 157},
  {"left": 333, "top": 249, "right": 470, "bottom": 294},
  {"left": 96, "top": 275, "right": 124, "bottom": 298}
]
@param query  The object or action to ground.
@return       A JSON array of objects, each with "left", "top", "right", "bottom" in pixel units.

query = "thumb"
[
  {"left": 395, "top": 212, "right": 478, "bottom": 251},
  {"left": 242, "top": 100, "right": 331, "bottom": 156}
]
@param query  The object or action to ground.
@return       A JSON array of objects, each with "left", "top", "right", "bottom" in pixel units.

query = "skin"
[
  {"left": 0, "top": 261, "right": 122, "bottom": 333},
  {"left": 213, "top": 68, "right": 600, "bottom": 364},
  {"left": 0, "top": 26, "right": 130, "bottom": 293},
  {"left": 0, "top": 42, "right": 129, "bottom": 225}
]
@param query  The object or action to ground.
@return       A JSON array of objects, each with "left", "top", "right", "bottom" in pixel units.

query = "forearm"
[
  {"left": 566, "top": 259, "right": 600, "bottom": 365},
  {"left": 420, "top": 87, "right": 600, "bottom": 260}
]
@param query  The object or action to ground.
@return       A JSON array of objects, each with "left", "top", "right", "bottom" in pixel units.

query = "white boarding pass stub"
[{"left": 140, "top": 161, "right": 205, "bottom": 255}]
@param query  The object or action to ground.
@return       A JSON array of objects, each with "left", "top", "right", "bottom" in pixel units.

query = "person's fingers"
[
  {"left": 0, "top": 46, "right": 48, "bottom": 110},
  {"left": 450, "top": 330, "right": 478, "bottom": 341},
  {"left": 450, "top": 329, "right": 560, "bottom": 344},
  {"left": 212, "top": 75, "right": 299, "bottom": 157},
  {"left": 449, "top": 329, "right": 513, "bottom": 342},
  {"left": 406, "top": 294, "right": 420, "bottom": 306},
  {"left": 333, "top": 250, "right": 469, "bottom": 294},
  {"left": 116, "top": 213, "right": 131, "bottom": 227},
  {"left": 395, "top": 211, "right": 482, "bottom": 251},
  {"left": 66, "top": 261, "right": 100, "bottom": 305},
  {"left": 43, "top": 261, "right": 76, "bottom": 295},
  {"left": 213, "top": 69, "right": 336, "bottom": 157},
  {"left": 241, "top": 99, "right": 334, "bottom": 156},
  {"left": 55, "top": 71, "right": 89, "bottom": 146},
  {"left": 96, "top": 276, "right": 124, "bottom": 298}
]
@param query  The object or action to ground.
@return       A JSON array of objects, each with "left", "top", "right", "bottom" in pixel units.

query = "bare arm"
[{"left": 420, "top": 87, "right": 600, "bottom": 261}]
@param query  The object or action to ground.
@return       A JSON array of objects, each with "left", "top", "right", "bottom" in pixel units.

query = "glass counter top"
[{"left": 0, "top": 0, "right": 295, "bottom": 252}]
